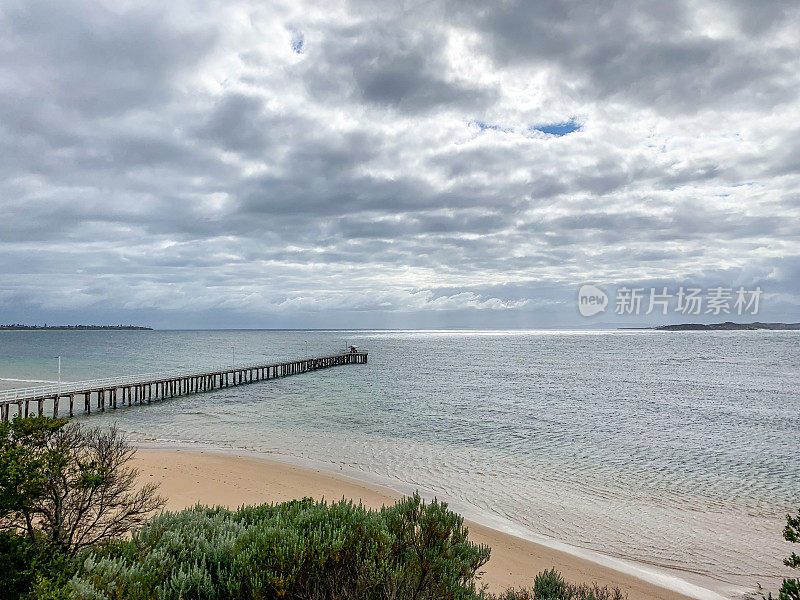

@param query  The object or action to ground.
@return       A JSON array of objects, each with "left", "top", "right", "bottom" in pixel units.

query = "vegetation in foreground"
[
  {"left": 72, "top": 496, "right": 630, "bottom": 600},
  {"left": 1, "top": 416, "right": 796, "bottom": 599},
  {"left": 776, "top": 509, "right": 800, "bottom": 600},
  {"left": 75, "top": 494, "right": 488, "bottom": 599},
  {"left": 0, "top": 417, "right": 164, "bottom": 598}
]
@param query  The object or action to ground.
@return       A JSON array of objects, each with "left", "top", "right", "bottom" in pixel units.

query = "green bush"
[
  {"left": 0, "top": 417, "right": 162, "bottom": 556},
  {"left": 0, "top": 532, "right": 77, "bottom": 600},
  {"left": 487, "top": 568, "right": 625, "bottom": 600},
  {"left": 533, "top": 568, "right": 568, "bottom": 599},
  {"left": 779, "top": 509, "right": 800, "bottom": 600},
  {"left": 72, "top": 493, "right": 491, "bottom": 600}
]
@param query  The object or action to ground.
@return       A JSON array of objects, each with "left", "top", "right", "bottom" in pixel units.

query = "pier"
[{"left": 0, "top": 350, "right": 367, "bottom": 422}]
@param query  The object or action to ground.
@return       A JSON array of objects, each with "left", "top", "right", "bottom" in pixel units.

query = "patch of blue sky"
[
  {"left": 291, "top": 31, "right": 304, "bottom": 54},
  {"left": 531, "top": 118, "right": 581, "bottom": 136}
]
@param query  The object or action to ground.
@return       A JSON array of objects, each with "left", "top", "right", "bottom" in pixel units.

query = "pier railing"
[{"left": 0, "top": 351, "right": 367, "bottom": 421}]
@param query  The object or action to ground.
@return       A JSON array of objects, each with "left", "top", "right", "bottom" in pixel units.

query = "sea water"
[{"left": 1, "top": 329, "right": 797, "bottom": 598}]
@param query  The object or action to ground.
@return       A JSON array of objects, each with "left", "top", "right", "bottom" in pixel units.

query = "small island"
[
  {"left": 655, "top": 322, "right": 800, "bottom": 331},
  {"left": 0, "top": 324, "right": 153, "bottom": 331}
]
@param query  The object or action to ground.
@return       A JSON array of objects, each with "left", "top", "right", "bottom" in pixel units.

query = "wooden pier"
[{"left": 0, "top": 351, "right": 367, "bottom": 422}]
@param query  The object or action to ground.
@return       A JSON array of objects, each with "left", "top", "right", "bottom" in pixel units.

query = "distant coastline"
[
  {"left": 621, "top": 321, "right": 800, "bottom": 331},
  {"left": 0, "top": 324, "right": 153, "bottom": 331}
]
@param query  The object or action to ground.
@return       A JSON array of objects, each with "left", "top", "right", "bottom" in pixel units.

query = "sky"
[{"left": 1, "top": 0, "right": 799, "bottom": 329}]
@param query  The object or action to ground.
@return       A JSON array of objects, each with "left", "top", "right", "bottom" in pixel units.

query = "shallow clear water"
[{"left": 1, "top": 329, "right": 797, "bottom": 597}]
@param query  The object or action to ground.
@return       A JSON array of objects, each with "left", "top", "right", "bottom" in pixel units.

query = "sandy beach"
[{"left": 132, "top": 447, "right": 703, "bottom": 600}]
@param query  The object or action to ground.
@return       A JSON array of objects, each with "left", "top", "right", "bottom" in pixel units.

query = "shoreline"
[{"left": 131, "top": 445, "right": 734, "bottom": 600}]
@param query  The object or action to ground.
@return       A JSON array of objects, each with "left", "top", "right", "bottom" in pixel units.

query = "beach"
[
  {"left": 4, "top": 329, "right": 795, "bottom": 598},
  {"left": 133, "top": 447, "right": 702, "bottom": 600}
]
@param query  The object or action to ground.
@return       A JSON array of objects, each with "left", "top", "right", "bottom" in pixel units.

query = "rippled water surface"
[{"left": 1, "top": 329, "right": 798, "bottom": 597}]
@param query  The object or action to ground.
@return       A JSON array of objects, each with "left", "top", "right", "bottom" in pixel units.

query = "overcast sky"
[{"left": 1, "top": 0, "right": 798, "bottom": 329}]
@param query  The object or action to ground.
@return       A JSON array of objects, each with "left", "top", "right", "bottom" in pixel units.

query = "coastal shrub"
[
  {"left": 0, "top": 531, "right": 78, "bottom": 600},
  {"left": 0, "top": 417, "right": 164, "bottom": 555},
  {"left": 533, "top": 568, "right": 568, "bottom": 599},
  {"left": 778, "top": 509, "right": 800, "bottom": 600},
  {"left": 72, "top": 493, "right": 491, "bottom": 600},
  {"left": 562, "top": 582, "right": 626, "bottom": 600},
  {"left": 489, "top": 570, "right": 626, "bottom": 600},
  {"left": 0, "top": 416, "right": 160, "bottom": 599},
  {"left": 383, "top": 491, "right": 491, "bottom": 599}
]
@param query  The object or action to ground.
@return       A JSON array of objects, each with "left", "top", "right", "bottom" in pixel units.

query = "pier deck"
[{"left": 0, "top": 351, "right": 367, "bottom": 421}]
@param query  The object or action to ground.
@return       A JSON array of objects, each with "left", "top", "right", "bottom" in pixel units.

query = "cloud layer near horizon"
[{"left": 1, "top": 0, "right": 799, "bottom": 327}]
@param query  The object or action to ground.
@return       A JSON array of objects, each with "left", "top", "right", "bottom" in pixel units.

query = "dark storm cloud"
[{"left": 0, "top": 0, "right": 798, "bottom": 327}]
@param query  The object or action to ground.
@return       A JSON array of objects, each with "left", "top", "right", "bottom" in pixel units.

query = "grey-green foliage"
[
  {"left": 489, "top": 570, "right": 626, "bottom": 600},
  {"left": 533, "top": 568, "right": 568, "bottom": 599},
  {"left": 778, "top": 509, "right": 800, "bottom": 600},
  {"left": 72, "top": 494, "right": 491, "bottom": 600}
]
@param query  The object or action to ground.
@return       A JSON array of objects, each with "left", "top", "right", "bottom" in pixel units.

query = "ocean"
[{"left": 1, "top": 329, "right": 797, "bottom": 598}]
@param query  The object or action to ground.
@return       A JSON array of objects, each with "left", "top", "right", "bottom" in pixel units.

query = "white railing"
[{"left": 0, "top": 352, "right": 364, "bottom": 404}]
